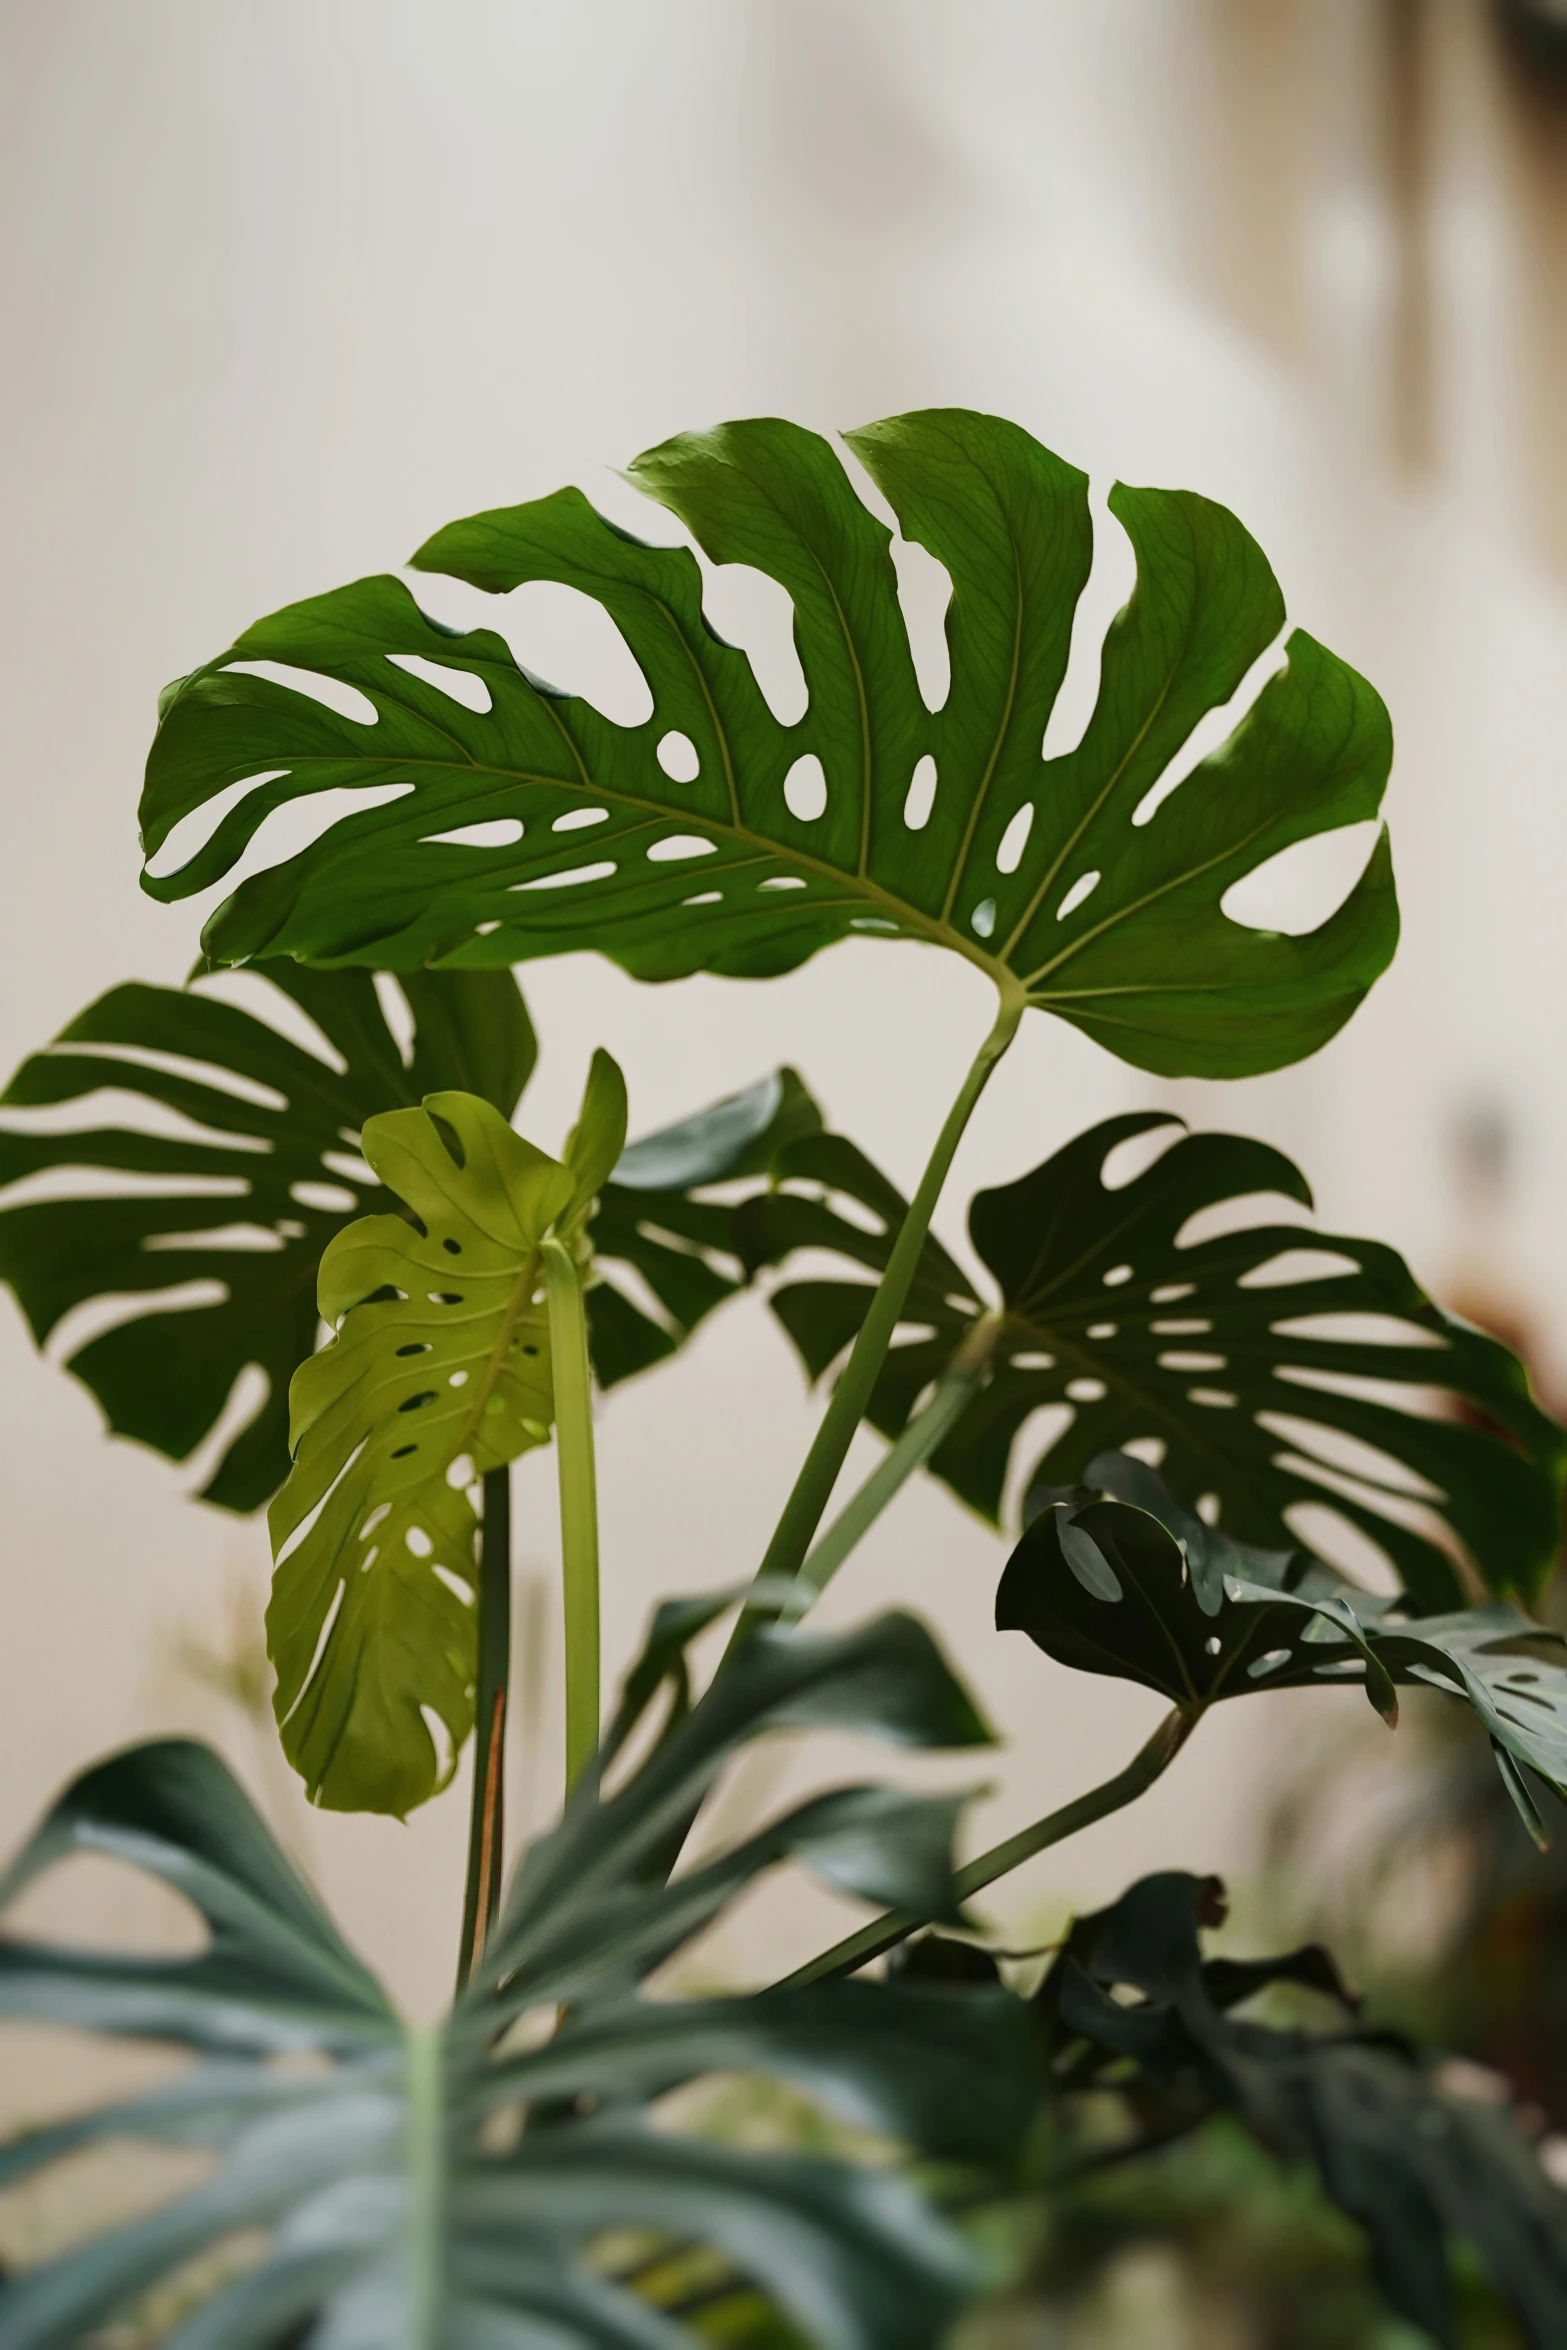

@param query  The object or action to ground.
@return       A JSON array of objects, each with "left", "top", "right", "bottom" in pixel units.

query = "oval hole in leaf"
[
  {"left": 656, "top": 731, "right": 701, "bottom": 783},
  {"left": 784, "top": 754, "right": 828, "bottom": 821},
  {"left": 1247, "top": 1648, "right": 1293, "bottom": 1678},
  {"left": 1056, "top": 869, "right": 1101, "bottom": 921},
  {"left": 647, "top": 834, "right": 716, "bottom": 864},
  {"left": 553, "top": 806, "right": 609, "bottom": 832},
  {"left": 1060, "top": 1518, "right": 1123, "bottom": 1602},
  {"left": 889, "top": 534, "right": 952, "bottom": 712},
  {"left": 1121, "top": 1435, "right": 1167, "bottom": 1467},
  {"left": 511, "top": 861, "right": 618, "bottom": 892},
  {"left": 223, "top": 661, "right": 379, "bottom": 727},
  {"left": 1100, "top": 1123, "right": 1183, "bottom": 1191},
  {"left": 903, "top": 755, "right": 938, "bottom": 832},
  {"left": 1221, "top": 820, "right": 1382, "bottom": 937},
  {"left": 971, "top": 897, "right": 997, "bottom": 939},
  {"left": 505, "top": 581, "right": 654, "bottom": 725},
  {"left": 1238, "top": 1247, "right": 1361, "bottom": 1290},
  {"left": 996, "top": 804, "right": 1034, "bottom": 875},
  {"left": 385, "top": 653, "right": 493, "bottom": 714},
  {"left": 289, "top": 1181, "right": 361, "bottom": 1213},
  {"left": 421, "top": 818, "right": 525, "bottom": 850}
]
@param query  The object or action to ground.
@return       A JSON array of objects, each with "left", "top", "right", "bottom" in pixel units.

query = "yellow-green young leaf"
[
  {"left": 561, "top": 1046, "right": 630, "bottom": 1242},
  {"left": 268, "top": 1089, "right": 583, "bottom": 1815}
]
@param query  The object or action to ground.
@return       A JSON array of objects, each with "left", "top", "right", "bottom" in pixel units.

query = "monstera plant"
[{"left": 2, "top": 408, "right": 1565, "bottom": 2348}]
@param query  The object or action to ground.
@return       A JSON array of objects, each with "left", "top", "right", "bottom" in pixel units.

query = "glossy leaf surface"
[
  {"left": 0, "top": 1601, "right": 1028, "bottom": 2350},
  {"left": 1037, "top": 1871, "right": 1567, "bottom": 2347},
  {"left": 0, "top": 965, "right": 534, "bottom": 1511},
  {"left": 997, "top": 1457, "right": 1567, "bottom": 1834},
  {"left": 141, "top": 411, "right": 1397, "bottom": 1080},
  {"left": 740, "top": 1112, "right": 1567, "bottom": 1606},
  {"left": 269, "top": 1064, "right": 624, "bottom": 1815}
]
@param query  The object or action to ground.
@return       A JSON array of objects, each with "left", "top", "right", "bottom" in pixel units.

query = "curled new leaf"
[
  {"left": 997, "top": 1457, "right": 1567, "bottom": 1838},
  {"left": 740, "top": 1112, "right": 1567, "bottom": 1606},
  {"left": 0, "top": 1599, "right": 1030, "bottom": 2350},
  {"left": 141, "top": 410, "right": 1396, "bottom": 1081},
  {"left": 0, "top": 963, "right": 536, "bottom": 1510},
  {"left": 269, "top": 1059, "right": 626, "bottom": 1816}
]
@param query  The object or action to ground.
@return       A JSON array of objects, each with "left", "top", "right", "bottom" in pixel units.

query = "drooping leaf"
[
  {"left": 140, "top": 410, "right": 1397, "bottom": 1082},
  {"left": 268, "top": 1065, "right": 628, "bottom": 1816},
  {"left": 739, "top": 1112, "right": 1567, "bottom": 1606},
  {"left": 0, "top": 1600, "right": 1032, "bottom": 2350},
  {"left": 590, "top": 1067, "right": 822, "bottom": 1388},
  {"left": 0, "top": 964, "right": 535, "bottom": 1511},
  {"left": 1037, "top": 1870, "right": 1567, "bottom": 2347},
  {"left": 996, "top": 1456, "right": 1567, "bottom": 1834}
]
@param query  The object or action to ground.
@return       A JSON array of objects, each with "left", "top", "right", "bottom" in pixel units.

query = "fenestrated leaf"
[
  {"left": 0, "top": 1598, "right": 1033, "bottom": 2350},
  {"left": 1039, "top": 1870, "right": 1567, "bottom": 2347},
  {"left": 0, "top": 963, "right": 535, "bottom": 1511},
  {"left": 140, "top": 409, "right": 1397, "bottom": 1082},
  {"left": 739, "top": 1112, "right": 1567, "bottom": 1607},
  {"left": 269, "top": 1070, "right": 625, "bottom": 1816},
  {"left": 589, "top": 1067, "right": 822, "bottom": 1388},
  {"left": 996, "top": 1456, "right": 1567, "bottom": 1832}
]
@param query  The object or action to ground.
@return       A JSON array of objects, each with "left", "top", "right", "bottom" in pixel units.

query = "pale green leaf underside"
[
  {"left": 269, "top": 1090, "right": 575, "bottom": 1814},
  {"left": 142, "top": 408, "right": 1398, "bottom": 1080}
]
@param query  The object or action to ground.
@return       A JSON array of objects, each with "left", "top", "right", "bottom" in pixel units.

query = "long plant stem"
[
  {"left": 775, "top": 1704, "right": 1197, "bottom": 1988},
  {"left": 543, "top": 1238, "right": 601, "bottom": 1792},
  {"left": 457, "top": 1465, "right": 511, "bottom": 1990},
  {"left": 797, "top": 1325, "right": 1002, "bottom": 1599},
  {"left": 755, "top": 986, "right": 1024, "bottom": 1589}
]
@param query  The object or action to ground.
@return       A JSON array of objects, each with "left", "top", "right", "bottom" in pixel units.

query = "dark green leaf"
[
  {"left": 740, "top": 1112, "right": 1567, "bottom": 1606},
  {"left": 1042, "top": 1870, "right": 1567, "bottom": 2347},
  {"left": 0, "top": 1597, "right": 1031, "bottom": 2350},
  {"left": 140, "top": 411, "right": 1396, "bottom": 1082},
  {"left": 997, "top": 1458, "right": 1567, "bottom": 1823},
  {"left": 0, "top": 964, "right": 534, "bottom": 1511}
]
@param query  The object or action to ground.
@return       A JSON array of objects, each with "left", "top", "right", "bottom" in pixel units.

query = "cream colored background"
[{"left": 2, "top": 0, "right": 1566, "bottom": 2031}]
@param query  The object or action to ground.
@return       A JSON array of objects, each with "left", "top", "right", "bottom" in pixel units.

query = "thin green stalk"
[
  {"left": 775, "top": 1704, "right": 1197, "bottom": 1987},
  {"left": 457, "top": 1464, "right": 511, "bottom": 1991},
  {"left": 755, "top": 984, "right": 1025, "bottom": 1589},
  {"left": 543, "top": 1237, "right": 601, "bottom": 1792},
  {"left": 797, "top": 1320, "right": 1003, "bottom": 1598}
]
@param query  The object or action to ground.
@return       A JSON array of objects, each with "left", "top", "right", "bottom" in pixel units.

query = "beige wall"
[{"left": 2, "top": 0, "right": 1565, "bottom": 2053}]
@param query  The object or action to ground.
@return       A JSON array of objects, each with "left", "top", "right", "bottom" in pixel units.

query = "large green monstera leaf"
[
  {"left": 1026, "top": 1871, "right": 1567, "bottom": 2346},
  {"left": 140, "top": 410, "right": 1397, "bottom": 1081},
  {"left": 997, "top": 1455, "right": 1567, "bottom": 1842},
  {"left": 0, "top": 961, "right": 817, "bottom": 1510},
  {"left": 0, "top": 1599, "right": 1032, "bottom": 2350},
  {"left": 0, "top": 964, "right": 535, "bottom": 1511},
  {"left": 739, "top": 1112, "right": 1567, "bottom": 1608},
  {"left": 269, "top": 1060, "right": 626, "bottom": 1816}
]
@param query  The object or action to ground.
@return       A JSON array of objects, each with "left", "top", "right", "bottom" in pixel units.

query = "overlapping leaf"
[
  {"left": 269, "top": 1061, "right": 626, "bottom": 1816},
  {"left": 739, "top": 1112, "right": 1567, "bottom": 1607},
  {"left": 140, "top": 410, "right": 1397, "bottom": 1080},
  {"left": 997, "top": 1456, "right": 1567, "bottom": 1839},
  {"left": 0, "top": 1601, "right": 1030, "bottom": 2350},
  {"left": 0, "top": 964, "right": 535, "bottom": 1511},
  {"left": 1032, "top": 1870, "right": 1567, "bottom": 2347}
]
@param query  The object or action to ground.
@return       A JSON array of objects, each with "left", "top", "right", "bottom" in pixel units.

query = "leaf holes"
[
  {"left": 475, "top": 920, "right": 503, "bottom": 936},
  {"left": 1011, "top": 1351, "right": 1057, "bottom": 1370},
  {"left": 698, "top": 563, "right": 807, "bottom": 724},
  {"left": 1158, "top": 1351, "right": 1227, "bottom": 1373},
  {"left": 1103, "top": 1264, "right": 1134, "bottom": 1287},
  {"left": 1221, "top": 822, "right": 1382, "bottom": 937},
  {"left": 889, "top": 535, "right": 953, "bottom": 710},
  {"left": 783, "top": 754, "right": 828, "bottom": 821},
  {"left": 1188, "top": 1387, "right": 1238, "bottom": 1408},
  {"left": 448, "top": 1371, "right": 469, "bottom": 1388},
  {"left": 1239, "top": 1249, "right": 1360, "bottom": 1289},
  {"left": 446, "top": 1454, "right": 474, "bottom": 1489},
  {"left": 851, "top": 917, "right": 898, "bottom": 932},
  {"left": 395, "top": 1343, "right": 430, "bottom": 1359},
  {"left": 511, "top": 862, "right": 617, "bottom": 892},
  {"left": 1066, "top": 1377, "right": 1107, "bottom": 1402},
  {"left": 656, "top": 731, "right": 701, "bottom": 783},
  {"left": 223, "top": 661, "right": 379, "bottom": 727},
  {"left": 406, "top": 1525, "right": 434, "bottom": 1558},
  {"left": 428, "top": 1290, "right": 464, "bottom": 1305},
  {"left": 422, "top": 819, "right": 524, "bottom": 849},
  {"left": 647, "top": 835, "right": 716, "bottom": 863},
  {"left": 361, "top": 1504, "right": 391, "bottom": 1539},
  {"left": 759, "top": 876, "right": 807, "bottom": 891},
  {"left": 431, "top": 1567, "right": 473, "bottom": 1608},
  {"left": 144, "top": 769, "right": 291, "bottom": 881},
  {"left": 399, "top": 1391, "right": 438, "bottom": 1413},
  {"left": 1205, "top": 1636, "right": 1223, "bottom": 1657},
  {"left": 996, "top": 804, "right": 1034, "bottom": 874},
  {"left": 1196, "top": 1494, "right": 1220, "bottom": 1524},
  {"left": 554, "top": 807, "right": 609, "bottom": 832},
  {"left": 1247, "top": 1649, "right": 1293, "bottom": 1679},
  {"left": 1099, "top": 1125, "right": 1183, "bottom": 1192},
  {"left": 504, "top": 582, "right": 654, "bottom": 725},
  {"left": 903, "top": 756, "right": 938, "bottom": 832},
  {"left": 391, "top": 1443, "right": 417, "bottom": 1460},
  {"left": 684, "top": 891, "right": 723, "bottom": 906},
  {"left": 971, "top": 898, "right": 997, "bottom": 939},
  {"left": 1151, "top": 1283, "right": 1195, "bottom": 1304},
  {"left": 1152, "top": 1318, "right": 1211, "bottom": 1336},
  {"left": 443, "top": 1238, "right": 462, "bottom": 1256},
  {"left": 1056, "top": 870, "right": 1101, "bottom": 921},
  {"left": 289, "top": 1180, "right": 360, "bottom": 1213},
  {"left": 1130, "top": 632, "right": 1290, "bottom": 827},
  {"left": 1121, "top": 1436, "right": 1167, "bottom": 1466},
  {"left": 385, "top": 653, "right": 492, "bottom": 714}
]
